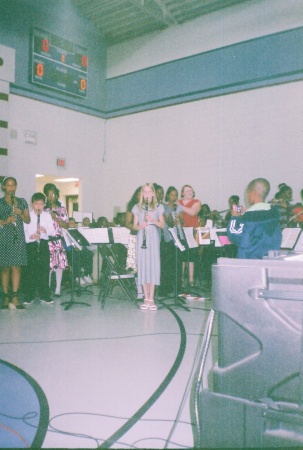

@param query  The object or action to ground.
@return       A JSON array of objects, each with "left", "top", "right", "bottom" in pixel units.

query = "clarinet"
[
  {"left": 11, "top": 194, "right": 18, "bottom": 244},
  {"left": 218, "top": 208, "right": 230, "bottom": 214},
  {"left": 141, "top": 198, "right": 148, "bottom": 249},
  {"left": 45, "top": 200, "right": 59, "bottom": 217},
  {"left": 37, "top": 210, "right": 41, "bottom": 250}
]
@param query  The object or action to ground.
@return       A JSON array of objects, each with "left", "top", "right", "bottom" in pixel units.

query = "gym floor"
[{"left": 0, "top": 286, "right": 215, "bottom": 448}]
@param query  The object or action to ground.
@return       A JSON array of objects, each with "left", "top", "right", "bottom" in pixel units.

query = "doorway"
[
  {"left": 36, "top": 175, "right": 80, "bottom": 216},
  {"left": 66, "top": 195, "right": 78, "bottom": 217}
]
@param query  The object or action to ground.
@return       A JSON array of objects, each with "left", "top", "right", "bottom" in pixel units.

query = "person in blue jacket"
[{"left": 227, "top": 178, "right": 281, "bottom": 259}]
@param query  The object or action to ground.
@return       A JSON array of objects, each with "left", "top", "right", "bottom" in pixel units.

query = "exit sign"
[{"left": 57, "top": 158, "right": 65, "bottom": 167}]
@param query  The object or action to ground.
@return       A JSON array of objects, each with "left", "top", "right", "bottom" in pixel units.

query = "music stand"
[
  {"left": 182, "top": 226, "right": 212, "bottom": 298},
  {"left": 158, "top": 227, "right": 190, "bottom": 312},
  {"left": 61, "top": 229, "right": 91, "bottom": 310},
  {"left": 77, "top": 227, "right": 111, "bottom": 288}
]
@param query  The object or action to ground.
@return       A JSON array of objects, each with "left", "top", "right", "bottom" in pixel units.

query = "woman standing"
[
  {"left": 44, "top": 185, "right": 69, "bottom": 297},
  {"left": 132, "top": 183, "right": 164, "bottom": 310},
  {"left": 0, "top": 177, "right": 30, "bottom": 309},
  {"left": 178, "top": 184, "right": 201, "bottom": 288}
]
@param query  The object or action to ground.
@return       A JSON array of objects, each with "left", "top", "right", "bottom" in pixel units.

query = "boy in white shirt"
[{"left": 23, "top": 193, "right": 55, "bottom": 304}]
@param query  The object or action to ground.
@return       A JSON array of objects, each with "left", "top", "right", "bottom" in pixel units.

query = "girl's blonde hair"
[{"left": 139, "top": 183, "right": 157, "bottom": 211}]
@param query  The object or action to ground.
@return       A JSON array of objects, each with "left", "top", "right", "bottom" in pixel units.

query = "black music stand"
[
  {"left": 76, "top": 227, "right": 111, "bottom": 290},
  {"left": 158, "top": 227, "right": 190, "bottom": 312},
  {"left": 61, "top": 229, "right": 91, "bottom": 310},
  {"left": 182, "top": 226, "right": 210, "bottom": 298}
]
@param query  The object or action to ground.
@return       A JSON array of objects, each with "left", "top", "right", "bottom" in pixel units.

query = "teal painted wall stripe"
[{"left": 106, "top": 27, "right": 303, "bottom": 117}]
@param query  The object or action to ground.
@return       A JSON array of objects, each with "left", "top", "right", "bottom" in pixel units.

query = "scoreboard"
[{"left": 31, "top": 27, "right": 88, "bottom": 98}]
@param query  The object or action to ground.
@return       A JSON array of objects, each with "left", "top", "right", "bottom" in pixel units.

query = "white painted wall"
[
  {"left": 7, "top": 81, "right": 302, "bottom": 221},
  {"left": 104, "top": 81, "right": 303, "bottom": 216},
  {"left": 7, "top": 95, "right": 106, "bottom": 219},
  {"left": 107, "top": 0, "right": 303, "bottom": 78}
]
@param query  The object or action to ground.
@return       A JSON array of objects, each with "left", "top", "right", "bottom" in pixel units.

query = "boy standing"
[{"left": 23, "top": 193, "right": 55, "bottom": 304}]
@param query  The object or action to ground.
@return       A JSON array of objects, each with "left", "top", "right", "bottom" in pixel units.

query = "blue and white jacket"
[{"left": 227, "top": 203, "right": 281, "bottom": 259}]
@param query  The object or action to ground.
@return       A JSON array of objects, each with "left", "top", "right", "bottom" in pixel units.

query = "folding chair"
[{"left": 98, "top": 244, "right": 137, "bottom": 309}]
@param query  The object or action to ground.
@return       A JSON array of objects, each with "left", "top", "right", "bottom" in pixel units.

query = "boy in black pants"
[{"left": 23, "top": 193, "right": 55, "bottom": 304}]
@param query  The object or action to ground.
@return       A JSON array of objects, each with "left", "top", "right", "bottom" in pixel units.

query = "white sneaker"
[
  {"left": 84, "top": 275, "right": 93, "bottom": 284},
  {"left": 76, "top": 277, "right": 86, "bottom": 286}
]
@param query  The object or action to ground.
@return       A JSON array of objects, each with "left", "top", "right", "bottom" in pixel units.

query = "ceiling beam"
[
  {"left": 152, "top": 0, "right": 178, "bottom": 25},
  {"left": 130, "top": 0, "right": 176, "bottom": 26}
]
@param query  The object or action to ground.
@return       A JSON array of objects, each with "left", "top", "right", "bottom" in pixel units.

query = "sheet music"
[
  {"left": 294, "top": 232, "right": 303, "bottom": 252},
  {"left": 110, "top": 227, "right": 131, "bottom": 245},
  {"left": 281, "top": 228, "right": 302, "bottom": 250},
  {"left": 62, "top": 229, "right": 82, "bottom": 250},
  {"left": 197, "top": 227, "right": 211, "bottom": 245},
  {"left": 78, "top": 227, "right": 110, "bottom": 244},
  {"left": 168, "top": 228, "right": 186, "bottom": 251},
  {"left": 210, "top": 228, "right": 228, "bottom": 247},
  {"left": 284, "top": 252, "right": 303, "bottom": 261},
  {"left": 182, "top": 227, "right": 199, "bottom": 249}
]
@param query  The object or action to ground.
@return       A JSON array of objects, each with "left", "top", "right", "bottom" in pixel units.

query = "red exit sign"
[{"left": 57, "top": 158, "right": 66, "bottom": 167}]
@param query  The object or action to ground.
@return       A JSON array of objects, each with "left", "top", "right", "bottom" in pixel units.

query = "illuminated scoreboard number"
[{"left": 31, "top": 27, "right": 88, "bottom": 98}]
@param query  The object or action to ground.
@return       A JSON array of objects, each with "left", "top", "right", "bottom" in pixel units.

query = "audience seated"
[
  {"left": 113, "top": 212, "right": 126, "bottom": 227},
  {"left": 82, "top": 216, "right": 92, "bottom": 227},
  {"left": 96, "top": 216, "right": 109, "bottom": 228}
]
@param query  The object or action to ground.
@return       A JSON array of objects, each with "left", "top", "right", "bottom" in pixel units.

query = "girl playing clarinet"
[
  {"left": 0, "top": 177, "right": 30, "bottom": 309},
  {"left": 132, "top": 183, "right": 164, "bottom": 310}
]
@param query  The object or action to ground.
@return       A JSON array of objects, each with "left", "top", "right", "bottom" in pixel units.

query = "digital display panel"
[{"left": 31, "top": 27, "right": 88, "bottom": 98}]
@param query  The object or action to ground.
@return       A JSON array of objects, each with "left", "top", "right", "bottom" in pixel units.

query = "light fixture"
[{"left": 54, "top": 178, "right": 79, "bottom": 183}]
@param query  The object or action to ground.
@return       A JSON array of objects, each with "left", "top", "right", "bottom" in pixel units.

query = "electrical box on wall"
[{"left": 24, "top": 130, "right": 37, "bottom": 145}]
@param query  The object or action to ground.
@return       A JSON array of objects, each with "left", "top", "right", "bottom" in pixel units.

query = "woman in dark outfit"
[{"left": 0, "top": 177, "right": 30, "bottom": 309}]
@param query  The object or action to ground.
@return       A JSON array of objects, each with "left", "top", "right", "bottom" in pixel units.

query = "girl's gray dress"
[{"left": 132, "top": 203, "right": 164, "bottom": 286}]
